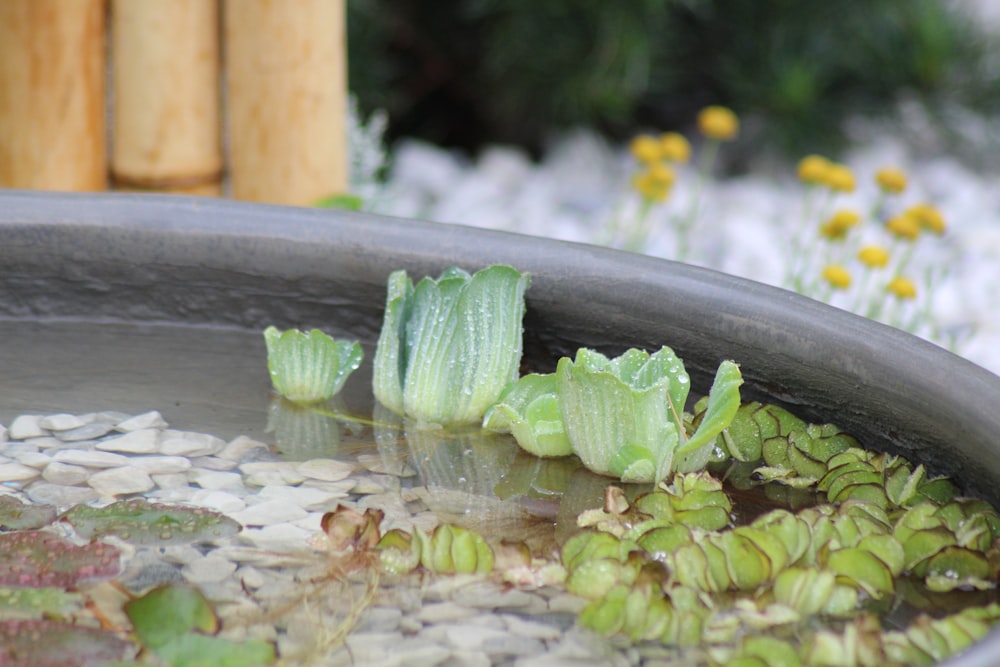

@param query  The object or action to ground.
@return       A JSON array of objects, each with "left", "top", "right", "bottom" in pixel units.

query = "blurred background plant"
[{"left": 347, "top": 0, "right": 1000, "bottom": 164}]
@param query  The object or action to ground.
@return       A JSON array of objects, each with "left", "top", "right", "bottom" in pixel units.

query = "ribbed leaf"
[
  {"left": 675, "top": 360, "right": 743, "bottom": 471},
  {"left": 483, "top": 373, "right": 572, "bottom": 457},
  {"left": 263, "top": 326, "right": 362, "bottom": 403}
]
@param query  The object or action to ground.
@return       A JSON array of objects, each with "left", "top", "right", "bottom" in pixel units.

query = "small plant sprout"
[
  {"left": 373, "top": 264, "right": 530, "bottom": 426},
  {"left": 482, "top": 373, "right": 573, "bottom": 457},
  {"left": 263, "top": 326, "right": 363, "bottom": 403}
]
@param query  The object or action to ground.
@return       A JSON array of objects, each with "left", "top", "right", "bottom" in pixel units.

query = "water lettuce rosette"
[
  {"left": 373, "top": 264, "right": 530, "bottom": 425},
  {"left": 263, "top": 326, "right": 363, "bottom": 403},
  {"left": 555, "top": 346, "right": 742, "bottom": 483}
]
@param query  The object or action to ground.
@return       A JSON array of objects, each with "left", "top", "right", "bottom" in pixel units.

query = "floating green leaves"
[
  {"left": 373, "top": 265, "right": 530, "bottom": 425},
  {"left": 263, "top": 326, "right": 363, "bottom": 403},
  {"left": 62, "top": 499, "right": 241, "bottom": 546},
  {"left": 125, "top": 584, "right": 276, "bottom": 667},
  {"left": 0, "top": 531, "right": 122, "bottom": 589},
  {"left": 0, "top": 619, "right": 137, "bottom": 666},
  {"left": 0, "top": 586, "right": 83, "bottom": 619}
]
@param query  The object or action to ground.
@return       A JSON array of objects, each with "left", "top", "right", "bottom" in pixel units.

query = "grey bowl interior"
[{"left": 2, "top": 190, "right": 999, "bottom": 665}]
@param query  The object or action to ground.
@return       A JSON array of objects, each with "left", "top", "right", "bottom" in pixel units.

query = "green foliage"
[
  {"left": 347, "top": 0, "right": 999, "bottom": 155},
  {"left": 0, "top": 495, "right": 57, "bottom": 531},
  {"left": 125, "top": 584, "right": 276, "bottom": 667},
  {"left": 62, "top": 499, "right": 242, "bottom": 546},
  {"left": 263, "top": 327, "right": 363, "bottom": 404},
  {"left": 373, "top": 265, "right": 530, "bottom": 425}
]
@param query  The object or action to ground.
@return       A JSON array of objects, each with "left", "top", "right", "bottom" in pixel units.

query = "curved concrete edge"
[{"left": 2, "top": 190, "right": 999, "bottom": 664}]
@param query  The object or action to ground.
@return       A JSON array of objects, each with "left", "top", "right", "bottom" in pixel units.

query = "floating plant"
[
  {"left": 373, "top": 264, "right": 530, "bottom": 425},
  {"left": 0, "top": 531, "right": 122, "bottom": 589},
  {"left": 263, "top": 326, "right": 363, "bottom": 403},
  {"left": 61, "top": 498, "right": 241, "bottom": 546},
  {"left": 0, "top": 586, "right": 83, "bottom": 619}
]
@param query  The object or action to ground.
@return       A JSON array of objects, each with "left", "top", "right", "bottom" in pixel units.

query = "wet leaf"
[
  {"left": 125, "top": 584, "right": 276, "bottom": 666},
  {"left": 0, "top": 587, "right": 83, "bottom": 619},
  {"left": 0, "top": 618, "right": 137, "bottom": 666},
  {"left": 264, "top": 326, "right": 363, "bottom": 403},
  {"left": 0, "top": 496, "right": 57, "bottom": 531},
  {"left": 0, "top": 531, "right": 121, "bottom": 588},
  {"left": 62, "top": 499, "right": 241, "bottom": 546}
]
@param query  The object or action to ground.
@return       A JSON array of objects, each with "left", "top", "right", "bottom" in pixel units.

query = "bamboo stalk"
[
  {"left": 112, "top": 0, "right": 222, "bottom": 195},
  {"left": 225, "top": 0, "right": 348, "bottom": 205},
  {"left": 0, "top": 0, "right": 106, "bottom": 191}
]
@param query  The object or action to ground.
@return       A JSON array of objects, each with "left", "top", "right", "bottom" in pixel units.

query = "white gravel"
[{"left": 369, "top": 127, "right": 1000, "bottom": 377}]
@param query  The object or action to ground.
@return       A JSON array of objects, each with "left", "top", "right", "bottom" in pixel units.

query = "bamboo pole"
[
  {"left": 0, "top": 0, "right": 106, "bottom": 191},
  {"left": 225, "top": 0, "right": 348, "bottom": 205},
  {"left": 112, "top": 0, "right": 222, "bottom": 195}
]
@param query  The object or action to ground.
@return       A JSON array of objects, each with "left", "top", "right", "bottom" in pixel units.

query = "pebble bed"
[{"left": 0, "top": 409, "right": 660, "bottom": 667}]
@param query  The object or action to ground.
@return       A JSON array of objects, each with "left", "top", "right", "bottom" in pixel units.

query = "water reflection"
[{"left": 266, "top": 396, "right": 359, "bottom": 461}]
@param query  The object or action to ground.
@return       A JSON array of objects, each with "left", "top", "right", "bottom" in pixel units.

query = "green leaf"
[
  {"left": 313, "top": 193, "right": 364, "bottom": 210},
  {"left": 264, "top": 326, "right": 363, "bottom": 403},
  {"left": 0, "top": 496, "right": 57, "bottom": 530},
  {"left": 676, "top": 360, "right": 743, "bottom": 463},
  {"left": 373, "top": 265, "right": 530, "bottom": 425},
  {"left": 125, "top": 584, "right": 276, "bottom": 667},
  {"left": 483, "top": 373, "right": 572, "bottom": 457},
  {"left": 0, "top": 587, "right": 83, "bottom": 619},
  {"left": 62, "top": 499, "right": 241, "bottom": 546}
]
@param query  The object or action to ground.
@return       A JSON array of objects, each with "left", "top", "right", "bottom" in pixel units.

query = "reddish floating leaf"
[
  {"left": 0, "top": 618, "right": 136, "bottom": 666},
  {"left": 0, "top": 531, "right": 122, "bottom": 589}
]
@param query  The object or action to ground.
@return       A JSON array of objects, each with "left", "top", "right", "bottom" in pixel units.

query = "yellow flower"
[
  {"left": 818, "top": 208, "right": 861, "bottom": 240},
  {"left": 697, "top": 105, "right": 739, "bottom": 141},
  {"left": 631, "top": 164, "right": 675, "bottom": 202},
  {"left": 659, "top": 132, "right": 691, "bottom": 163},
  {"left": 629, "top": 135, "right": 661, "bottom": 164},
  {"left": 823, "top": 163, "right": 856, "bottom": 193},
  {"left": 886, "top": 276, "right": 917, "bottom": 300},
  {"left": 885, "top": 213, "right": 922, "bottom": 241},
  {"left": 822, "top": 264, "right": 852, "bottom": 290},
  {"left": 875, "top": 167, "right": 907, "bottom": 194},
  {"left": 906, "top": 203, "right": 946, "bottom": 235},
  {"left": 857, "top": 245, "right": 890, "bottom": 269},
  {"left": 797, "top": 154, "right": 831, "bottom": 184}
]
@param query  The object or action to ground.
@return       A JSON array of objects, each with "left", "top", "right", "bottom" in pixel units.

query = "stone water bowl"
[{"left": 1, "top": 190, "right": 999, "bottom": 665}]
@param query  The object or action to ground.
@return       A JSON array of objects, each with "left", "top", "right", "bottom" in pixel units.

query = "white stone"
[
  {"left": 296, "top": 458, "right": 356, "bottom": 482},
  {"left": 231, "top": 499, "right": 308, "bottom": 527},
  {"left": 115, "top": 410, "right": 168, "bottom": 432},
  {"left": 129, "top": 456, "right": 192, "bottom": 474},
  {"left": 54, "top": 421, "right": 114, "bottom": 442},
  {"left": 256, "top": 484, "right": 345, "bottom": 511},
  {"left": 188, "top": 469, "right": 245, "bottom": 491},
  {"left": 0, "top": 462, "right": 40, "bottom": 482},
  {"left": 42, "top": 461, "right": 90, "bottom": 486},
  {"left": 38, "top": 413, "right": 89, "bottom": 431},
  {"left": 88, "top": 466, "right": 155, "bottom": 496},
  {"left": 97, "top": 429, "right": 159, "bottom": 454},
  {"left": 26, "top": 481, "right": 99, "bottom": 506},
  {"left": 189, "top": 489, "right": 246, "bottom": 514},
  {"left": 15, "top": 451, "right": 53, "bottom": 469},
  {"left": 218, "top": 435, "right": 269, "bottom": 461},
  {"left": 150, "top": 473, "right": 191, "bottom": 490},
  {"left": 192, "top": 456, "right": 238, "bottom": 471},
  {"left": 147, "top": 486, "right": 197, "bottom": 502},
  {"left": 182, "top": 554, "right": 238, "bottom": 584},
  {"left": 239, "top": 523, "right": 311, "bottom": 549},
  {"left": 9, "top": 415, "right": 45, "bottom": 440},
  {"left": 501, "top": 614, "right": 562, "bottom": 641},
  {"left": 291, "top": 512, "right": 324, "bottom": 532},
  {"left": 238, "top": 461, "right": 306, "bottom": 485},
  {"left": 52, "top": 449, "right": 129, "bottom": 468},
  {"left": 417, "top": 601, "right": 471, "bottom": 624},
  {"left": 158, "top": 430, "right": 225, "bottom": 457},
  {"left": 30, "top": 437, "right": 65, "bottom": 450}
]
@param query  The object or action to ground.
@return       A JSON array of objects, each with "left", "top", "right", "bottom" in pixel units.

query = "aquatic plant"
[
  {"left": 0, "top": 495, "right": 57, "bottom": 531},
  {"left": 0, "top": 531, "right": 123, "bottom": 589},
  {"left": 484, "top": 346, "right": 742, "bottom": 483},
  {"left": 0, "top": 619, "right": 137, "bottom": 665},
  {"left": 263, "top": 326, "right": 363, "bottom": 403},
  {"left": 373, "top": 264, "right": 530, "bottom": 425},
  {"left": 62, "top": 498, "right": 242, "bottom": 546}
]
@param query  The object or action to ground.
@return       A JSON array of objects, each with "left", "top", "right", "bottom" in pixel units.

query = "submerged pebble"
[{"left": 0, "top": 408, "right": 665, "bottom": 665}]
